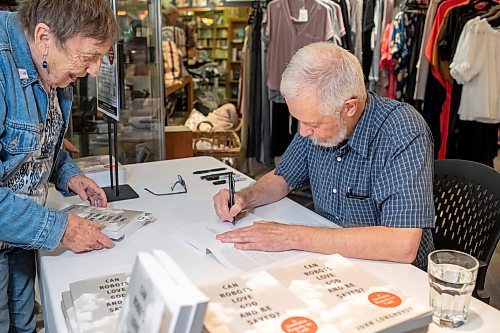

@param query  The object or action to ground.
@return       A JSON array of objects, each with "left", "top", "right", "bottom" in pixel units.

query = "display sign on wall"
[{"left": 97, "top": 45, "right": 120, "bottom": 121}]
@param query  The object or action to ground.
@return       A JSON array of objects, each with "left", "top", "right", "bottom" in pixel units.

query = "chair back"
[
  {"left": 433, "top": 159, "right": 500, "bottom": 302},
  {"left": 433, "top": 159, "right": 500, "bottom": 266}
]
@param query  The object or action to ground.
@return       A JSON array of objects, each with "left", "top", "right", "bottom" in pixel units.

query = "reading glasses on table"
[{"left": 144, "top": 175, "right": 187, "bottom": 196}]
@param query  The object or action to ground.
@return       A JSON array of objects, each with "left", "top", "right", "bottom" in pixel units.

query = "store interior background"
[
  {"left": 1, "top": 0, "right": 497, "bottom": 330},
  {"left": 65, "top": 0, "right": 500, "bottom": 310}
]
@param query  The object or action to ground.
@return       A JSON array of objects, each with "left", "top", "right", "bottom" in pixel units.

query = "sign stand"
[
  {"left": 101, "top": 117, "right": 138, "bottom": 202},
  {"left": 97, "top": 33, "right": 138, "bottom": 202}
]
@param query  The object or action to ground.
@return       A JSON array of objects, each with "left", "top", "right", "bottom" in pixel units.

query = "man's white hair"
[{"left": 280, "top": 42, "right": 366, "bottom": 116}]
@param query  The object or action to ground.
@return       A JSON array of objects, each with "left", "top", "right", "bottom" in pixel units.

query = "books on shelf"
[
  {"left": 74, "top": 155, "right": 125, "bottom": 188},
  {"left": 63, "top": 204, "right": 149, "bottom": 240},
  {"left": 61, "top": 272, "right": 130, "bottom": 333},
  {"left": 200, "top": 254, "right": 433, "bottom": 333},
  {"left": 116, "top": 251, "right": 209, "bottom": 333}
]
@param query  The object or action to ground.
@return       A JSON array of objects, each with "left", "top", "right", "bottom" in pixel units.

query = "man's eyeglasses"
[{"left": 144, "top": 175, "right": 187, "bottom": 196}]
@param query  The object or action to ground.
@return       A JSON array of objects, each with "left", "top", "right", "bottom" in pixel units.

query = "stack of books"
[
  {"left": 116, "top": 251, "right": 209, "bottom": 333},
  {"left": 61, "top": 251, "right": 208, "bottom": 333},
  {"left": 61, "top": 272, "right": 129, "bottom": 333}
]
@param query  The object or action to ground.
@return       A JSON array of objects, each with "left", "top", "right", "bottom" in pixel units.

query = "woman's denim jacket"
[{"left": 0, "top": 12, "right": 80, "bottom": 250}]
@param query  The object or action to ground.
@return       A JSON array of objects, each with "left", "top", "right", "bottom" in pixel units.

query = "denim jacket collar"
[{"left": 5, "top": 12, "right": 38, "bottom": 88}]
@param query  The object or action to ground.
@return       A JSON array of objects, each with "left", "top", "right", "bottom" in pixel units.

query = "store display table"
[{"left": 38, "top": 157, "right": 500, "bottom": 332}]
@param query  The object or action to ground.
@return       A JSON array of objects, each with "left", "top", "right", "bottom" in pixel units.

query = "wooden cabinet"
[{"left": 165, "top": 125, "right": 193, "bottom": 159}]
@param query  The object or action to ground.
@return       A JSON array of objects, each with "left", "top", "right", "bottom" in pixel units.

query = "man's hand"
[
  {"left": 68, "top": 174, "right": 107, "bottom": 207},
  {"left": 216, "top": 221, "right": 298, "bottom": 251},
  {"left": 213, "top": 189, "right": 246, "bottom": 222},
  {"left": 61, "top": 213, "right": 114, "bottom": 253}
]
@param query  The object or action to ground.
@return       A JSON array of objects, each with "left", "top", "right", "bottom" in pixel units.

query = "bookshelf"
[
  {"left": 226, "top": 18, "right": 246, "bottom": 104},
  {"left": 178, "top": 7, "right": 250, "bottom": 103}
]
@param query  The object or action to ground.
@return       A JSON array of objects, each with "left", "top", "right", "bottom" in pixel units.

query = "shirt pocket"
[{"left": 345, "top": 196, "right": 379, "bottom": 226}]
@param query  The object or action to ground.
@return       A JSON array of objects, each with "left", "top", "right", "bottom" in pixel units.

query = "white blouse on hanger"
[{"left": 450, "top": 17, "right": 500, "bottom": 124}]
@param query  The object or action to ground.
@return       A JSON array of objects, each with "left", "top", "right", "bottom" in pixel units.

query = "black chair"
[{"left": 433, "top": 159, "right": 500, "bottom": 304}]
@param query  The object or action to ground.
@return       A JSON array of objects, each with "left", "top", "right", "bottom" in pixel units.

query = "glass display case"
[{"left": 68, "top": 0, "right": 165, "bottom": 164}]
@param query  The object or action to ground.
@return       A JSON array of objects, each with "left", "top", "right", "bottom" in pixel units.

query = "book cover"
[
  {"left": 74, "top": 155, "right": 125, "bottom": 187},
  {"left": 116, "top": 252, "right": 195, "bottom": 333},
  {"left": 201, "top": 254, "right": 432, "bottom": 333},
  {"left": 63, "top": 204, "right": 147, "bottom": 240},
  {"left": 69, "top": 272, "right": 130, "bottom": 333}
]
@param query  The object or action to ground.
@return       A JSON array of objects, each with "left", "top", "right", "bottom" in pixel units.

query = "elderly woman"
[{"left": 0, "top": 0, "right": 119, "bottom": 331}]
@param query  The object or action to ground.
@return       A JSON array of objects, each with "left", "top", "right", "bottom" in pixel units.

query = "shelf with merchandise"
[
  {"left": 179, "top": 7, "right": 249, "bottom": 103},
  {"left": 226, "top": 18, "right": 246, "bottom": 105}
]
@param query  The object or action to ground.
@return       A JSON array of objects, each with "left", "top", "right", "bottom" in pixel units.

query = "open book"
[
  {"left": 63, "top": 204, "right": 149, "bottom": 240},
  {"left": 116, "top": 251, "right": 209, "bottom": 333},
  {"left": 178, "top": 212, "right": 310, "bottom": 273},
  {"left": 201, "top": 254, "right": 433, "bottom": 333}
]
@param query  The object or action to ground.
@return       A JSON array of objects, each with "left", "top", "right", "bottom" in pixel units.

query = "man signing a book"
[{"left": 213, "top": 43, "right": 435, "bottom": 271}]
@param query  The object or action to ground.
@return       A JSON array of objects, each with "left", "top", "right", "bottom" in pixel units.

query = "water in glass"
[{"left": 428, "top": 250, "right": 478, "bottom": 328}]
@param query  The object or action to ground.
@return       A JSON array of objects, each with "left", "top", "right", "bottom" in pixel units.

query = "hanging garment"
[
  {"left": 264, "top": 0, "right": 334, "bottom": 90},
  {"left": 450, "top": 17, "right": 500, "bottom": 123}
]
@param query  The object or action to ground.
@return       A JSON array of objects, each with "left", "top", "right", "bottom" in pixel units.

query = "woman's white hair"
[{"left": 280, "top": 42, "right": 366, "bottom": 116}]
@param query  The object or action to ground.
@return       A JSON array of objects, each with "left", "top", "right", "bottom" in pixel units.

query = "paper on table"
[{"left": 178, "top": 213, "right": 309, "bottom": 273}]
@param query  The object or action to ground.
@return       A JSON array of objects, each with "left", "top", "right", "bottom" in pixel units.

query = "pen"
[
  {"left": 212, "top": 177, "right": 245, "bottom": 185},
  {"left": 193, "top": 167, "right": 227, "bottom": 175},
  {"left": 205, "top": 173, "right": 244, "bottom": 181},
  {"left": 201, "top": 171, "right": 233, "bottom": 180},
  {"left": 228, "top": 173, "right": 235, "bottom": 226}
]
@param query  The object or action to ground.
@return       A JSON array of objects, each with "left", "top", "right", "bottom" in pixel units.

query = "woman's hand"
[
  {"left": 68, "top": 174, "right": 107, "bottom": 207},
  {"left": 61, "top": 213, "right": 114, "bottom": 252}
]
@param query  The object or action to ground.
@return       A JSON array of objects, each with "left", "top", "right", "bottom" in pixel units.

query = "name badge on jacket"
[{"left": 18, "top": 68, "right": 28, "bottom": 80}]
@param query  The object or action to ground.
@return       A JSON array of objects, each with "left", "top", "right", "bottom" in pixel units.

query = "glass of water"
[{"left": 428, "top": 250, "right": 479, "bottom": 328}]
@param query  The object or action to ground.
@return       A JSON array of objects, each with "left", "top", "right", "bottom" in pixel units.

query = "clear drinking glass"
[{"left": 428, "top": 250, "right": 479, "bottom": 328}]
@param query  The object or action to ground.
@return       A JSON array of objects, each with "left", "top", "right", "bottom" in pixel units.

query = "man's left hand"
[
  {"left": 68, "top": 174, "right": 107, "bottom": 207},
  {"left": 216, "top": 221, "right": 297, "bottom": 251}
]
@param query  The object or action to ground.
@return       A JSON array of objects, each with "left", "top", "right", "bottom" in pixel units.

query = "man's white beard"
[{"left": 310, "top": 118, "right": 348, "bottom": 148}]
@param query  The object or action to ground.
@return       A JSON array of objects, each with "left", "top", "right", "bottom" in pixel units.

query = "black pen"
[
  {"left": 193, "top": 167, "right": 227, "bottom": 175},
  {"left": 228, "top": 173, "right": 235, "bottom": 225},
  {"left": 201, "top": 171, "right": 233, "bottom": 180}
]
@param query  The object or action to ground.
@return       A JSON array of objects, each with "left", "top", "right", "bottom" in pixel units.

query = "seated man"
[{"left": 213, "top": 42, "right": 435, "bottom": 269}]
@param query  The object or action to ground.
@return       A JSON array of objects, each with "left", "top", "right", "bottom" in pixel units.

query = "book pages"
[{"left": 178, "top": 213, "right": 309, "bottom": 273}]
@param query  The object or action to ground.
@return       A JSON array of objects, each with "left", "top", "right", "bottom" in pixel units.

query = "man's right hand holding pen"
[{"left": 213, "top": 177, "right": 245, "bottom": 224}]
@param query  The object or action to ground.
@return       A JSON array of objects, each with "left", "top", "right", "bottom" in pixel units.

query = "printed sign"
[{"left": 97, "top": 45, "right": 120, "bottom": 121}]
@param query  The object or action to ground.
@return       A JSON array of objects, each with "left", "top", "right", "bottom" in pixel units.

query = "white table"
[{"left": 38, "top": 157, "right": 500, "bottom": 333}]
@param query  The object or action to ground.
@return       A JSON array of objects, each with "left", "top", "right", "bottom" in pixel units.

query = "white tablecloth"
[{"left": 38, "top": 157, "right": 500, "bottom": 332}]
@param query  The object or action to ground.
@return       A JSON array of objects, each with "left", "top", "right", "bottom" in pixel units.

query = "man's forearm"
[
  {"left": 292, "top": 225, "right": 423, "bottom": 264},
  {"left": 240, "top": 170, "right": 292, "bottom": 210}
]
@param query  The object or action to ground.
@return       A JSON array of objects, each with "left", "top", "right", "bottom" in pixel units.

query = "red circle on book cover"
[
  {"left": 368, "top": 292, "right": 402, "bottom": 308},
  {"left": 281, "top": 316, "right": 318, "bottom": 333}
]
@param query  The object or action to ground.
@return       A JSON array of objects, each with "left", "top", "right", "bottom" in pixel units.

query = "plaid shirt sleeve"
[
  {"left": 275, "top": 133, "right": 310, "bottom": 189},
  {"left": 375, "top": 118, "right": 435, "bottom": 230}
]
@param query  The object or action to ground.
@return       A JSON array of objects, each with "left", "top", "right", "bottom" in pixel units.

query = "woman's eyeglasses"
[{"left": 144, "top": 175, "right": 187, "bottom": 196}]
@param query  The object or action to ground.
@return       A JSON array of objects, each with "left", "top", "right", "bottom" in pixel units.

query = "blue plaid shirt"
[{"left": 276, "top": 92, "right": 435, "bottom": 269}]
